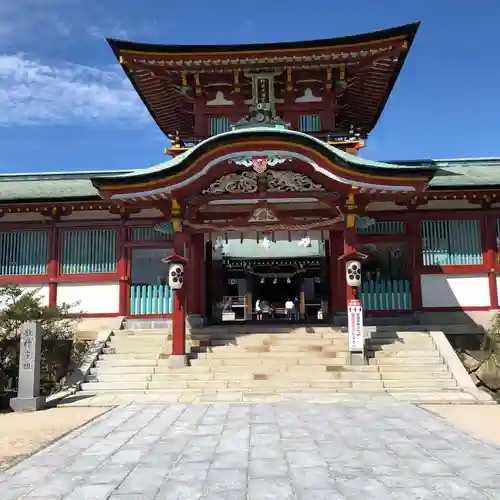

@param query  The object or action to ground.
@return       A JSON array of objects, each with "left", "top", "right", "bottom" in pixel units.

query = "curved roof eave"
[
  {"left": 91, "top": 127, "right": 435, "bottom": 188},
  {"left": 106, "top": 23, "right": 419, "bottom": 57}
]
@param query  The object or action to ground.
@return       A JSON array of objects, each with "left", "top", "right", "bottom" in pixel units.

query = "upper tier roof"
[{"left": 108, "top": 23, "right": 419, "bottom": 140}]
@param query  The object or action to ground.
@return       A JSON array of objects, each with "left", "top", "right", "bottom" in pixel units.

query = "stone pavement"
[{"left": 1, "top": 402, "right": 500, "bottom": 499}]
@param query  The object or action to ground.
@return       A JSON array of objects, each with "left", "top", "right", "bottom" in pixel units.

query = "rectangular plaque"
[{"left": 347, "top": 299, "right": 364, "bottom": 352}]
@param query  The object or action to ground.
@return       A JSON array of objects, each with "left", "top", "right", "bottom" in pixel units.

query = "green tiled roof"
[
  {"left": 1, "top": 151, "right": 500, "bottom": 204},
  {"left": 391, "top": 158, "right": 500, "bottom": 188},
  {"left": 0, "top": 170, "right": 130, "bottom": 203}
]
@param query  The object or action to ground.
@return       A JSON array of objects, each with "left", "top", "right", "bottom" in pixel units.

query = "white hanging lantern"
[
  {"left": 261, "top": 236, "right": 271, "bottom": 250},
  {"left": 298, "top": 236, "right": 312, "bottom": 248}
]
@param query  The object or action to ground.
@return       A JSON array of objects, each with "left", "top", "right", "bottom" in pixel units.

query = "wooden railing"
[
  {"left": 130, "top": 284, "right": 173, "bottom": 315},
  {"left": 361, "top": 279, "right": 411, "bottom": 311}
]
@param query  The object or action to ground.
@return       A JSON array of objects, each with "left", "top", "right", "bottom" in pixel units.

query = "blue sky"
[{"left": 0, "top": 0, "right": 499, "bottom": 174}]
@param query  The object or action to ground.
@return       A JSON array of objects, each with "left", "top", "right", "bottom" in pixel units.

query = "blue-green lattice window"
[
  {"left": 209, "top": 117, "right": 230, "bottom": 136},
  {"left": 356, "top": 221, "right": 405, "bottom": 235},
  {"left": 0, "top": 231, "right": 48, "bottom": 275},
  {"left": 298, "top": 115, "right": 321, "bottom": 133},
  {"left": 61, "top": 229, "right": 117, "bottom": 274},
  {"left": 421, "top": 219, "right": 482, "bottom": 266},
  {"left": 131, "top": 227, "right": 172, "bottom": 242}
]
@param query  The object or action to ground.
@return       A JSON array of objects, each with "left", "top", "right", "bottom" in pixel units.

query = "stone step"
[
  {"left": 254, "top": 371, "right": 383, "bottom": 381},
  {"left": 81, "top": 381, "right": 148, "bottom": 391},
  {"left": 265, "top": 344, "right": 350, "bottom": 352},
  {"left": 307, "top": 380, "right": 385, "bottom": 390},
  {"left": 240, "top": 334, "right": 349, "bottom": 342},
  {"left": 106, "top": 341, "right": 168, "bottom": 350},
  {"left": 109, "top": 333, "right": 168, "bottom": 340},
  {"left": 150, "top": 371, "right": 385, "bottom": 382},
  {"left": 86, "top": 373, "right": 152, "bottom": 383},
  {"left": 382, "top": 379, "right": 458, "bottom": 389},
  {"left": 89, "top": 366, "right": 155, "bottom": 375},
  {"left": 188, "top": 358, "right": 349, "bottom": 367},
  {"left": 76, "top": 388, "right": 471, "bottom": 401},
  {"left": 146, "top": 380, "right": 387, "bottom": 391},
  {"left": 370, "top": 341, "right": 433, "bottom": 348},
  {"left": 195, "top": 350, "right": 351, "bottom": 359},
  {"left": 98, "top": 353, "right": 160, "bottom": 361},
  {"left": 369, "top": 358, "right": 444, "bottom": 366},
  {"left": 95, "top": 359, "right": 158, "bottom": 368},
  {"left": 111, "top": 332, "right": 169, "bottom": 339},
  {"left": 115, "top": 329, "right": 171, "bottom": 336},
  {"left": 380, "top": 371, "right": 453, "bottom": 380},
  {"left": 154, "top": 363, "right": 378, "bottom": 374},
  {"left": 223, "top": 340, "right": 351, "bottom": 350},
  {"left": 368, "top": 335, "right": 434, "bottom": 343},
  {"left": 148, "top": 380, "right": 231, "bottom": 390},
  {"left": 192, "top": 327, "right": 346, "bottom": 335},
  {"left": 370, "top": 350, "right": 441, "bottom": 358},
  {"left": 101, "top": 348, "right": 163, "bottom": 356},
  {"left": 374, "top": 364, "right": 448, "bottom": 372},
  {"left": 368, "top": 328, "right": 429, "bottom": 335},
  {"left": 103, "top": 346, "right": 166, "bottom": 354},
  {"left": 106, "top": 339, "right": 169, "bottom": 347}
]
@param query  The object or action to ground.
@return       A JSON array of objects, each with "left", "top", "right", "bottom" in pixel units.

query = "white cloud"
[{"left": 0, "top": 53, "right": 149, "bottom": 126}]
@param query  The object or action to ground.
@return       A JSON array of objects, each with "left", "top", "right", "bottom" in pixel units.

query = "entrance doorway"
[
  {"left": 251, "top": 274, "right": 300, "bottom": 320},
  {"left": 209, "top": 233, "right": 330, "bottom": 324},
  {"left": 129, "top": 248, "right": 173, "bottom": 315}
]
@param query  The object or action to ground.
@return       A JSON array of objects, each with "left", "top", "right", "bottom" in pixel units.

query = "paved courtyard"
[{"left": 1, "top": 402, "right": 500, "bottom": 499}]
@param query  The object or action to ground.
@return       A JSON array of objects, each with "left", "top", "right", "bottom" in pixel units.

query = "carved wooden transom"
[
  {"left": 201, "top": 170, "right": 325, "bottom": 195},
  {"left": 248, "top": 208, "right": 280, "bottom": 222}
]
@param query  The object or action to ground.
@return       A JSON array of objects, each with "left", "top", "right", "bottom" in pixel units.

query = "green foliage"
[{"left": 0, "top": 284, "right": 83, "bottom": 398}]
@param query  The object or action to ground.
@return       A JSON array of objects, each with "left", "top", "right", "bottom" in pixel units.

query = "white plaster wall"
[
  {"left": 0, "top": 285, "right": 49, "bottom": 310},
  {"left": 56, "top": 282, "right": 120, "bottom": 314},
  {"left": 421, "top": 274, "right": 490, "bottom": 308}
]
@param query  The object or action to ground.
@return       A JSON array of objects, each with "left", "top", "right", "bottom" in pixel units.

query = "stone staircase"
[
  {"left": 79, "top": 325, "right": 484, "bottom": 403},
  {"left": 82, "top": 328, "right": 182, "bottom": 392}
]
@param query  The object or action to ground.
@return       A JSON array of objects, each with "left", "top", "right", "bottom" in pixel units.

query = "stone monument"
[{"left": 10, "top": 322, "right": 46, "bottom": 412}]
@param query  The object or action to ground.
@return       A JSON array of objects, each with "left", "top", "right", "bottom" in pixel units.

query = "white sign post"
[{"left": 347, "top": 298, "right": 364, "bottom": 356}]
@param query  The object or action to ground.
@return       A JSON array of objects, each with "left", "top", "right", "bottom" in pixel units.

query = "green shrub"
[{"left": 0, "top": 285, "right": 83, "bottom": 400}]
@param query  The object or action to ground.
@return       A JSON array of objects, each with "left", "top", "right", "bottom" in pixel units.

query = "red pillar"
[
  {"left": 171, "top": 234, "right": 187, "bottom": 357},
  {"left": 324, "top": 239, "right": 331, "bottom": 316},
  {"left": 186, "top": 236, "right": 196, "bottom": 315},
  {"left": 117, "top": 223, "right": 129, "bottom": 317},
  {"left": 483, "top": 215, "right": 499, "bottom": 309},
  {"left": 328, "top": 230, "right": 343, "bottom": 314},
  {"left": 407, "top": 219, "right": 423, "bottom": 310},
  {"left": 186, "top": 233, "right": 205, "bottom": 316},
  {"left": 343, "top": 227, "right": 357, "bottom": 301},
  {"left": 47, "top": 224, "right": 59, "bottom": 308},
  {"left": 171, "top": 286, "right": 186, "bottom": 355},
  {"left": 193, "top": 233, "right": 205, "bottom": 315}
]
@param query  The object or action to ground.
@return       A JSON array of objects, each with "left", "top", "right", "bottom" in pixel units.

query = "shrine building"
[{"left": 1, "top": 22, "right": 499, "bottom": 327}]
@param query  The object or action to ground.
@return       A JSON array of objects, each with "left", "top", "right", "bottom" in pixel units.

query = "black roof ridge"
[{"left": 107, "top": 22, "right": 420, "bottom": 57}]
